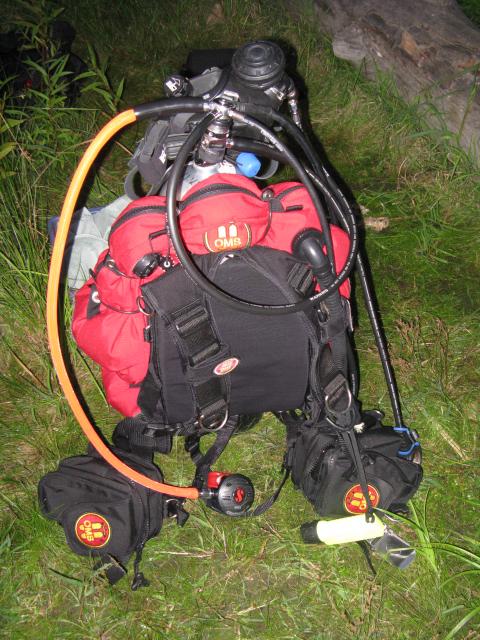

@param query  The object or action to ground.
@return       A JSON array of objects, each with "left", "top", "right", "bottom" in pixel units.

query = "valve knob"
[{"left": 231, "top": 41, "right": 285, "bottom": 89}]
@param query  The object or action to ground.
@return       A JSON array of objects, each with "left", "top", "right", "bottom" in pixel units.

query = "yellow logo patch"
[
  {"left": 344, "top": 484, "right": 380, "bottom": 514},
  {"left": 204, "top": 222, "right": 252, "bottom": 253},
  {"left": 75, "top": 512, "right": 111, "bottom": 548}
]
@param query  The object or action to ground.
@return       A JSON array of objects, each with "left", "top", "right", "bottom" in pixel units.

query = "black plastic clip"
[{"left": 95, "top": 554, "right": 127, "bottom": 586}]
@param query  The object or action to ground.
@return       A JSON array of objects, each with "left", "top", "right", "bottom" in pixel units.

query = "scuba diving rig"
[{"left": 40, "top": 41, "right": 422, "bottom": 589}]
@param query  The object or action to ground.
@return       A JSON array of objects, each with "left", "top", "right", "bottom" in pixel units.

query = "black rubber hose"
[
  {"left": 133, "top": 98, "right": 336, "bottom": 270},
  {"left": 270, "top": 110, "right": 325, "bottom": 176},
  {"left": 239, "top": 105, "right": 325, "bottom": 183},
  {"left": 134, "top": 97, "right": 208, "bottom": 120},
  {"left": 228, "top": 109, "right": 336, "bottom": 272},
  {"left": 166, "top": 113, "right": 358, "bottom": 315},
  {"left": 311, "top": 168, "right": 404, "bottom": 428},
  {"left": 355, "top": 254, "right": 404, "bottom": 427},
  {"left": 305, "top": 167, "right": 404, "bottom": 427},
  {"left": 229, "top": 137, "right": 285, "bottom": 163}
]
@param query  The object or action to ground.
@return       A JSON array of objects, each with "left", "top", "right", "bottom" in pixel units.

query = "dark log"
[{"left": 313, "top": 0, "right": 480, "bottom": 160}]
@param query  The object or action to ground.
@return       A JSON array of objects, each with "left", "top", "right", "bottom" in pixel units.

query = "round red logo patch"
[
  {"left": 344, "top": 484, "right": 380, "bottom": 514},
  {"left": 213, "top": 357, "right": 240, "bottom": 376},
  {"left": 204, "top": 222, "right": 252, "bottom": 253},
  {"left": 75, "top": 512, "right": 111, "bottom": 548}
]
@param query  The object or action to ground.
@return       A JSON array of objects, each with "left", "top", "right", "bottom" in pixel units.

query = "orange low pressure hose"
[{"left": 46, "top": 108, "right": 200, "bottom": 500}]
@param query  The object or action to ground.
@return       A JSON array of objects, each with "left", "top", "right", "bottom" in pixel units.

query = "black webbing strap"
[
  {"left": 95, "top": 550, "right": 149, "bottom": 591},
  {"left": 171, "top": 301, "right": 229, "bottom": 430},
  {"left": 172, "top": 303, "right": 220, "bottom": 366},
  {"left": 185, "top": 415, "right": 240, "bottom": 488},
  {"left": 246, "top": 467, "right": 290, "bottom": 517},
  {"left": 243, "top": 411, "right": 305, "bottom": 517},
  {"left": 323, "top": 371, "right": 375, "bottom": 522},
  {"left": 275, "top": 410, "right": 307, "bottom": 468},
  {"left": 113, "top": 417, "right": 174, "bottom": 455},
  {"left": 287, "top": 262, "right": 314, "bottom": 296},
  {"left": 94, "top": 554, "right": 127, "bottom": 586}
]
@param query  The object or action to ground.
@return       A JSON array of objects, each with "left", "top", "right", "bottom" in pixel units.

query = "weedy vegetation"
[{"left": 0, "top": 1, "right": 479, "bottom": 639}]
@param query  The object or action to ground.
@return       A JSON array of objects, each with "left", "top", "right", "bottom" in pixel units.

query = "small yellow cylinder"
[{"left": 316, "top": 514, "right": 385, "bottom": 545}]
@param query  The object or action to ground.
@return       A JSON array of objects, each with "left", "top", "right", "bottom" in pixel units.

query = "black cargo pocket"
[
  {"left": 60, "top": 496, "right": 144, "bottom": 561},
  {"left": 38, "top": 449, "right": 165, "bottom": 585}
]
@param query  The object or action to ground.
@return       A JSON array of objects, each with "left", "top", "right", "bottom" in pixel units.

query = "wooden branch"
[{"left": 313, "top": 0, "right": 480, "bottom": 159}]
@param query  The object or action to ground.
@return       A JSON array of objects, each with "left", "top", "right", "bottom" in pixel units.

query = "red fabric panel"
[{"left": 72, "top": 175, "right": 353, "bottom": 417}]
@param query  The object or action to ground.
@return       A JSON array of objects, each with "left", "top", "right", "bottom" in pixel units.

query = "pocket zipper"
[
  {"left": 109, "top": 205, "right": 166, "bottom": 237},
  {"left": 180, "top": 184, "right": 260, "bottom": 210},
  {"left": 274, "top": 184, "right": 303, "bottom": 201}
]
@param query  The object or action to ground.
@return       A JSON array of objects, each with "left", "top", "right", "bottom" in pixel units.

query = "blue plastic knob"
[{"left": 236, "top": 152, "right": 261, "bottom": 177}]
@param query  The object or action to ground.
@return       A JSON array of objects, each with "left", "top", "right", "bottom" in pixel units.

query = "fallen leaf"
[
  {"left": 364, "top": 216, "right": 390, "bottom": 231},
  {"left": 207, "top": 2, "right": 224, "bottom": 25}
]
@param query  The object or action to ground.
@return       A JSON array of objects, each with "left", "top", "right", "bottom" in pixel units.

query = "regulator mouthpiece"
[{"left": 203, "top": 472, "right": 255, "bottom": 517}]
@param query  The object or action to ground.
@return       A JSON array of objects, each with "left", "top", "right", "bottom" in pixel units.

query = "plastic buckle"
[
  {"left": 174, "top": 305, "right": 209, "bottom": 338},
  {"left": 94, "top": 554, "right": 127, "bottom": 586},
  {"left": 142, "top": 423, "right": 176, "bottom": 437}
]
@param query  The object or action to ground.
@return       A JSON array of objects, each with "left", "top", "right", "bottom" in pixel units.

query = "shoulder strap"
[
  {"left": 141, "top": 265, "right": 230, "bottom": 430},
  {"left": 171, "top": 300, "right": 229, "bottom": 430}
]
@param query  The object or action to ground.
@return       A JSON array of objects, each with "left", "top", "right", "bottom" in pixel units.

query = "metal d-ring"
[
  {"left": 136, "top": 296, "right": 150, "bottom": 316},
  {"left": 324, "top": 384, "right": 352, "bottom": 414},
  {"left": 197, "top": 407, "right": 229, "bottom": 432}
]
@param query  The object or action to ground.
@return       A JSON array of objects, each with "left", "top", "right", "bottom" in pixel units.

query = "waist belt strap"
[{"left": 113, "top": 417, "right": 174, "bottom": 455}]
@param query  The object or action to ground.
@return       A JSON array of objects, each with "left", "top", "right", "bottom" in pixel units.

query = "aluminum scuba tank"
[
  {"left": 161, "top": 152, "right": 262, "bottom": 199},
  {"left": 169, "top": 158, "right": 238, "bottom": 199}
]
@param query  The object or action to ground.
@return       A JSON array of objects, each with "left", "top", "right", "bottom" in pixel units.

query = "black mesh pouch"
[
  {"left": 291, "top": 416, "right": 423, "bottom": 517},
  {"left": 38, "top": 448, "right": 164, "bottom": 587}
]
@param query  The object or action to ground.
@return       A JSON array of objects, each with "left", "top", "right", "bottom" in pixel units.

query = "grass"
[{"left": 1, "top": 0, "right": 479, "bottom": 638}]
